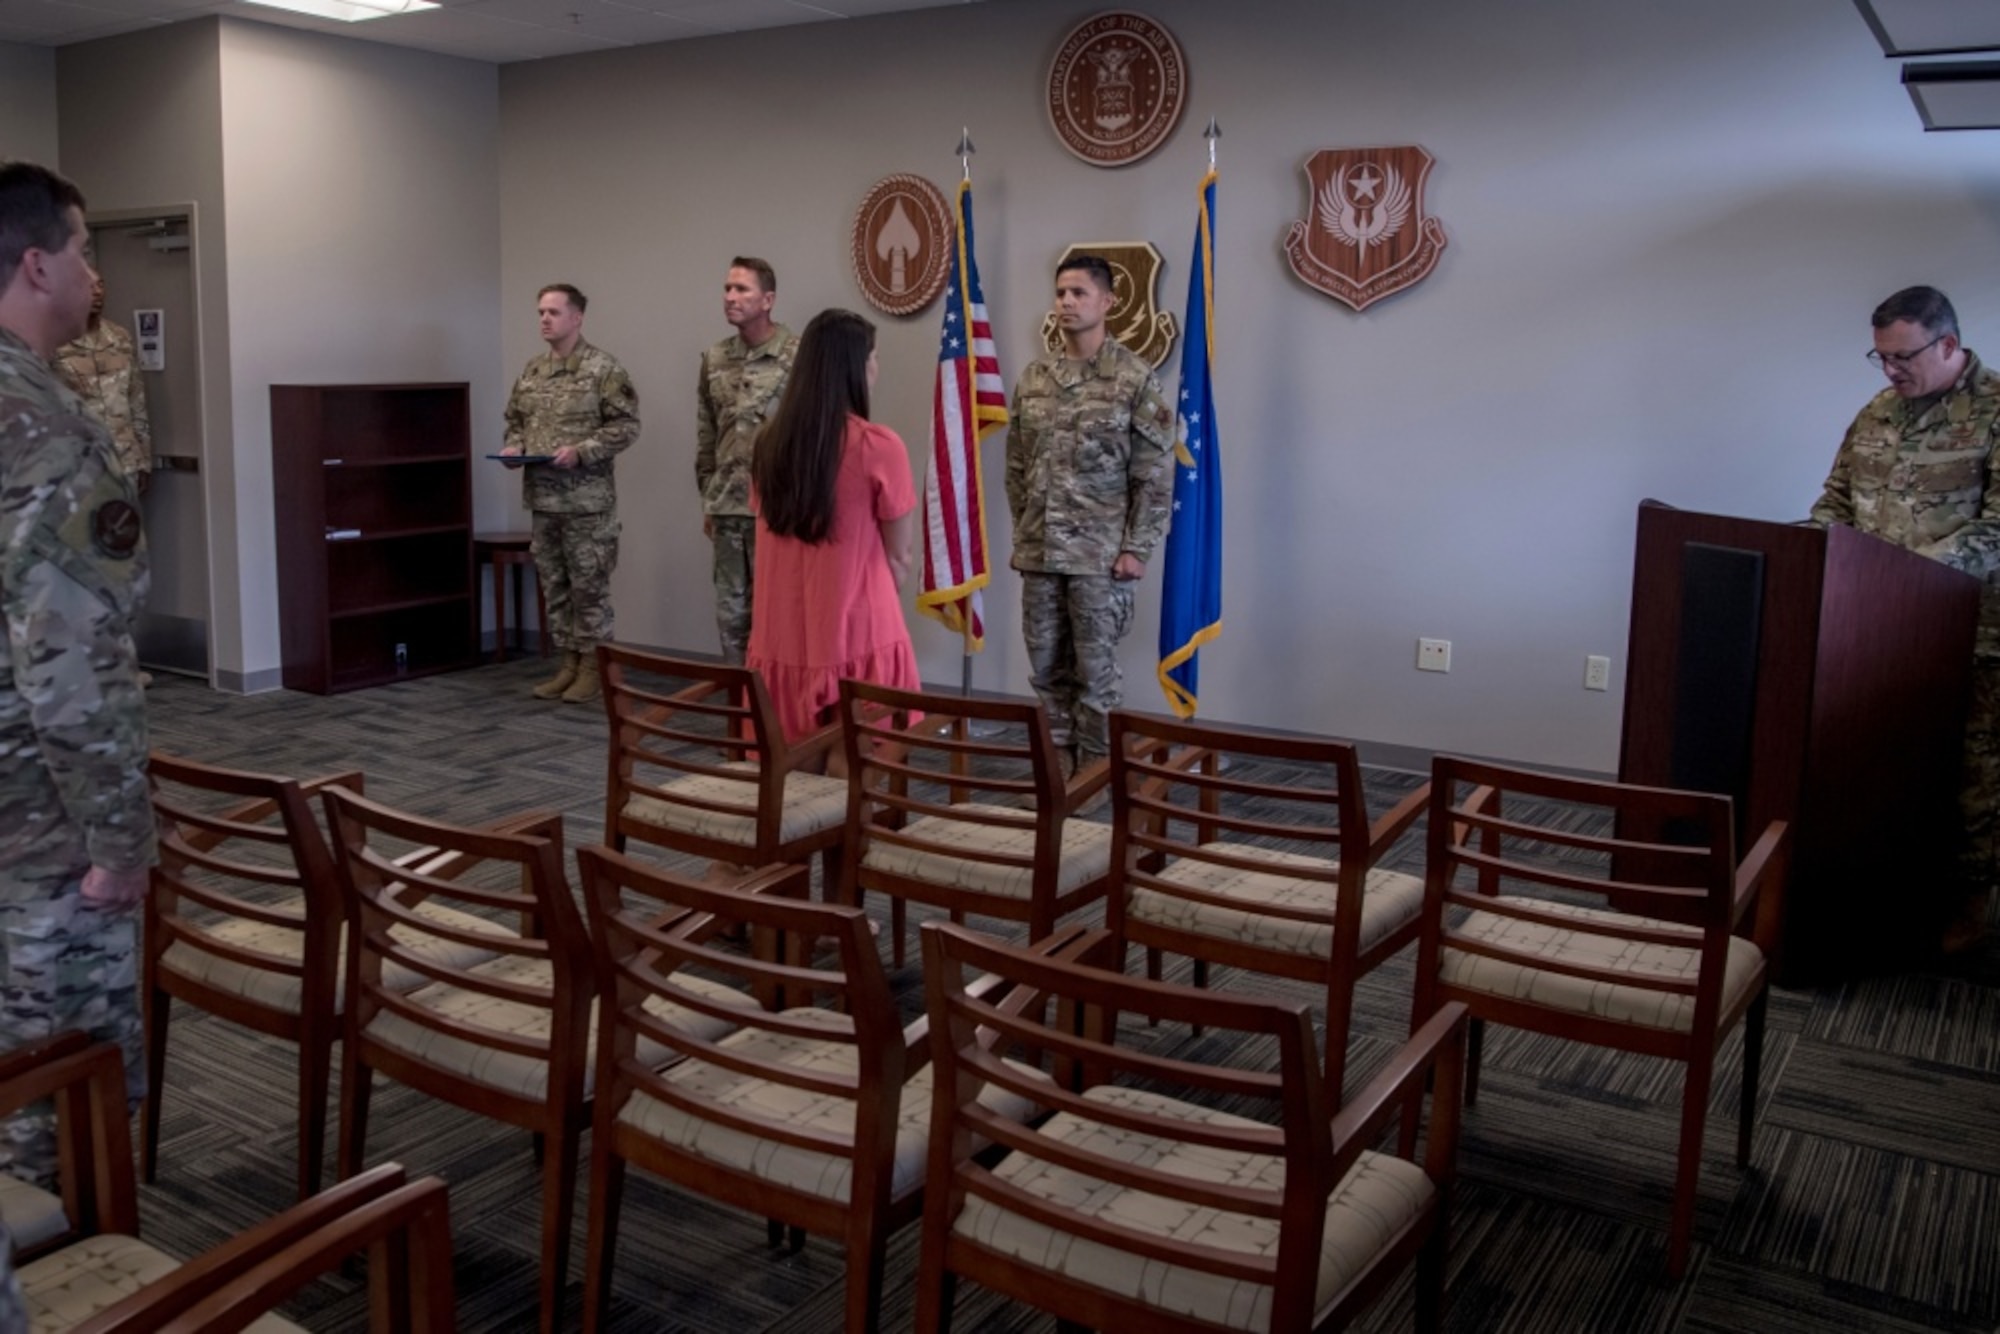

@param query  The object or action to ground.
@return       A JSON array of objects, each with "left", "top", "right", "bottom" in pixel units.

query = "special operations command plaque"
[
  {"left": 1283, "top": 146, "right": 1448, "bottom": 312},
  {"left": 851, "top": 174, "right": 955, "bottom": 317},
  {"left": 1046, "top": 11, "right": 1188, "bottom": 167},
  {"left": 1038, "top": 241, "right": 1178, "bottom": 368}
]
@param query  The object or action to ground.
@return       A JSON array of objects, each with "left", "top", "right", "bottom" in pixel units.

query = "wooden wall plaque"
[
  {"left": 851, "top": 174, "right": 954, "bottom": 316},
  {"left": 1047, "top": 11, "right": 1188, "bottom": 167},
  {"left": 1283, "top": 146, "right": 1448, "bottom": 312}
]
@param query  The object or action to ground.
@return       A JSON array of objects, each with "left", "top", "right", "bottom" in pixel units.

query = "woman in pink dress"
[{"left": 746, "top": 308, "right": 921, "bottom": 747}]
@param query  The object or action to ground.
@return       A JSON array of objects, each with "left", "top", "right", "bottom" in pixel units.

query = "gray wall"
[
  {"left": 498, "top": 0, "right": 1998, "bottom": 771},
  {"left": 59, "top": 19, "right": 501, "bottom": 690},
  {"left": 0, "top": 42, "right": 57, "bottom": 164},
  {"left": 58, "top": 22, "right": 240, "bottom": 676},
  {"left": 216, "top": 18, "right": 501, "bottom": 678}
]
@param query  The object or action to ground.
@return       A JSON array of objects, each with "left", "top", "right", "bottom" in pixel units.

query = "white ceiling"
[{"left": 0, "top": 0, "right": 995, "bottom": 65}]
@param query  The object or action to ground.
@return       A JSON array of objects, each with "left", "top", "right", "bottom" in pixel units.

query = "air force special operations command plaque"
[
  {"left": 1038, "top": 241, "right": 1178, "bottom": 368},
  {"left": 1284, "top": 146, "right": 1448, "bottom": 312},
  {"left": 852, "top": 174, "right": 955, "bottom": 317},
  {"left": 1047, "top": 11, "right": 1188, "bottom": 166}
]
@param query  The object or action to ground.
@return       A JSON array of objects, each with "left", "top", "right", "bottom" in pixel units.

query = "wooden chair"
[
  {"left": 576, "top": 845, "right": 1081, "bottom": 1334},
  {"left": 599, "top": 644, "right": 849, "bottom": 892},
  {"left": 1, "top": 1037, "right": 455, "bottom": 1333},
  {"left": 1408, "top": 756, "right": 1790, "bottom": 1278},
  {"left": 322, "top": 786, "right": 766, "bottom": 1334},
  {"left": 145, "top": 752, "right": 526, "bottom": 1200},
  {"left": 0, "top": 1032, "right": 95, "bottom": 1262},
  {"left": 1106, "top": 710, "right": 1429, "bottom": 1100},
  {"left": 914, "top": 921, "right": 1470, "bottom": 1334},
  {"left": 838, "top": 680, "right": 1121, "bottom": 966}
]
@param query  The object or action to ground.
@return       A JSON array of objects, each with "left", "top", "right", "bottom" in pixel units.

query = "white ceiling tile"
[
  {"left": 10, "top": 0, "right": 1018, "bottom": 62},
  {"left": 656, "top": 0, "right": 828, "bottom": 33}
]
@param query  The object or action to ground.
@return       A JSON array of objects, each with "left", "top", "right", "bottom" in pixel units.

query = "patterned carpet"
[{"left": 129, "top": 657, "right": 2000, "bottom": 1333}]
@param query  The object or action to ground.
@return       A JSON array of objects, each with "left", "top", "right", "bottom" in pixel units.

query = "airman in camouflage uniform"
[
  {"left": 0, "top": 162, "right": 155, "bottom": 1191},
  {"left": 501, "top": 282, "right": 639, "bottom": 704},
  {"left": 696, "top": 257, "right": 794, "bottom": 664},
  {"left": 1007, "top": 255, "right": 1176, "bottom": 766},
  {"left": 0, "top": 1229, "right": 22, "bottom": 1334},
  {"left": 1811, "top": 285, "right": 2000, "bottom": 949},
  {"left": 55, "top": 271, "right": 151, "bottom": 492}
]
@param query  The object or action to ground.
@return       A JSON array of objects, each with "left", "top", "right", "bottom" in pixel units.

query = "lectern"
[{"left": 1618, "top": 501, "right": 1980, "bottom": 984}]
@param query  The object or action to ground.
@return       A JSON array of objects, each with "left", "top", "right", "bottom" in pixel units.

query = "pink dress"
[{"left": 747, "top": 416, "right": 922, "bottom": 742}]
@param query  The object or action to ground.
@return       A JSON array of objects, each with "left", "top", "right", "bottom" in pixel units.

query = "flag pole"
[{"left": 956, "top": 127, "right": 978, "bottom": 696}]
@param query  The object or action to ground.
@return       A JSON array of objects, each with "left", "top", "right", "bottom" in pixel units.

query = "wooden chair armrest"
[
  {"left": 1733, "top": 820, "right": 1791, "bottom": 952},
  {"left": 1449, "top": 783, "right": 1497, "bottom": 845},
  {"left": 70, "top": 1166, "right": 432, "bottom": 1334},
  {"left": 1063, "top": 756, "right": 1113, "bottom": 814},
  {"left": 1329, "top": 1002, "right": 1469, "bottom": 1186},
  {"left": 779, "top": 721, "right": 844, "bottom": 773},
  {"left": 294, "top": 770, "right": 366, "bottom": 799},
  {"left": 1365, "top": 781, "right": 1430, "bottom": 863}
]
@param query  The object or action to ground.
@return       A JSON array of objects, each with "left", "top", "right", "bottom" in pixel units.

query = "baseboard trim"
[{"left": 213, "top": 666, "right": 285, "bottom": 695}]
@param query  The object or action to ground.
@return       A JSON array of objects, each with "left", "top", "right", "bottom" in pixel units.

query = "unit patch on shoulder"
[{"left": 91, "top": 499, "right": 142, "bottom": 559}]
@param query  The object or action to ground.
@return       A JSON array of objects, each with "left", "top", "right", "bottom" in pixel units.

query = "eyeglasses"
[{"left": 1866, "top": 333, "right": 1946, "bottom": 369}]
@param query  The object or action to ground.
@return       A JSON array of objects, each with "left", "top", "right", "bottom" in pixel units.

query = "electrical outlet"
[
  {"left": 1584, "top": 654, "right": 1611, "bottom": 691},
  {"left": 1417, "top": 638, "right": 1451, "bottom": 673}
]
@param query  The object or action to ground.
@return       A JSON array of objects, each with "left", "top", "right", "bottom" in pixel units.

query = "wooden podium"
[{"left": 1618, "top": 501, "right": 1980, "bottom": 984}]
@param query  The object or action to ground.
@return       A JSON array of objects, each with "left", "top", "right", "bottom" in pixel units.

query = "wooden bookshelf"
[{"left": 272, "top": 383, "right": 476, "bottom": 694}]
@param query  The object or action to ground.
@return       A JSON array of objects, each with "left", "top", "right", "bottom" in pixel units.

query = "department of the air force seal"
[
  {"left": 1283, "top": 146, "right": 1448, "bottom": 312},
  {"left": 1038, "top": 241, "right": 1179, "bottom": 368},
  {"left": 1047, "top": 12, "right": 1187, "bottom": 167},
  {"left": 852, "top": 174, "right": 955, "bottom": 317}
]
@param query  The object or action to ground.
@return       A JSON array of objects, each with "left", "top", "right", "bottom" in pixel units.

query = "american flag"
[{"left": 916, "top": 179, "right": 1007, "bottom": 649}]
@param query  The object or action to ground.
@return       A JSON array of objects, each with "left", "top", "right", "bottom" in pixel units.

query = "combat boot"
[
  {"left": 561, "top": 646, "right": 602, "bottom": 704},
  {"left": 533, "top": 649, "right": 580, "bottom": 699}
]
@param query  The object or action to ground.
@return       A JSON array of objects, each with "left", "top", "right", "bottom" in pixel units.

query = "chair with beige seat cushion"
[
  {"left": 576, "top": 846, "right": 1080, "bottom": 1334},
  {"left": 323, "top": 786, "right": 640, "bottom": 1334},
  {"left": 599, "top": 645, "right": 848, "bottom": 891},
  {"left": 1, "top": 1038, "right": 455, "bottom": 1334},
  {"left": 146, "top": 753, "right": 537, "bottom": 1201},
  {"left": 1408, "top": 756, "right": 1790, "bottom": 1279},
  {"left": 838, "top": 680, "right": 1124, "bottom": 966},
  {"left": 914, "top": 921, "right": 1471, "bottom": 1334},
  {"left": 1105, "top": 710, "right": 1430, "bottom": 1102}
]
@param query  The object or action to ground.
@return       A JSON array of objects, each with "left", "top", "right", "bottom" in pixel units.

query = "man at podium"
[{"left": 1810, "top": 285, "right": 2000, "bottom": 951}]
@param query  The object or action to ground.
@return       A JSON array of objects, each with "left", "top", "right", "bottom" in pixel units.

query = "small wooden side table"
[{"left": 474, "top": 533, "right": 548, "bottom": 663}]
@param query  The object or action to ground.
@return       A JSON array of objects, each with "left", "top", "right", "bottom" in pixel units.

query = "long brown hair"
[{"left": 753, "top": 308, "right": 874, "bottom": 544}]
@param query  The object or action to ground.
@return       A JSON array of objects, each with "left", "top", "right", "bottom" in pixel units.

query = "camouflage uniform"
[
  {"left": 0, "top": 1227, "right": 22, "bottom": 1334},
  {"left": 1811, "top": 348, "right": 2000, "bottom": 901},
  {"left": 696, "top": 326, "right": 794, "bottom": 664},
  {"left": 503, "top": 340, "right": 640, "bottom": 652},
  {"left": 1006, "top": 336, "right": 1175, "bottom": 761},
  {"left": 54, "top": 318, "right": 151, "bottom": 485},
  {"left": 0, "top": 326, "right": 154, "bottom": 1191}
]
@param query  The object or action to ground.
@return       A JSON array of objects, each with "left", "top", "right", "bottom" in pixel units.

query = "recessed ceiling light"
[{"left": 241, "top": 0, "right": 436, "bottom": 22}]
